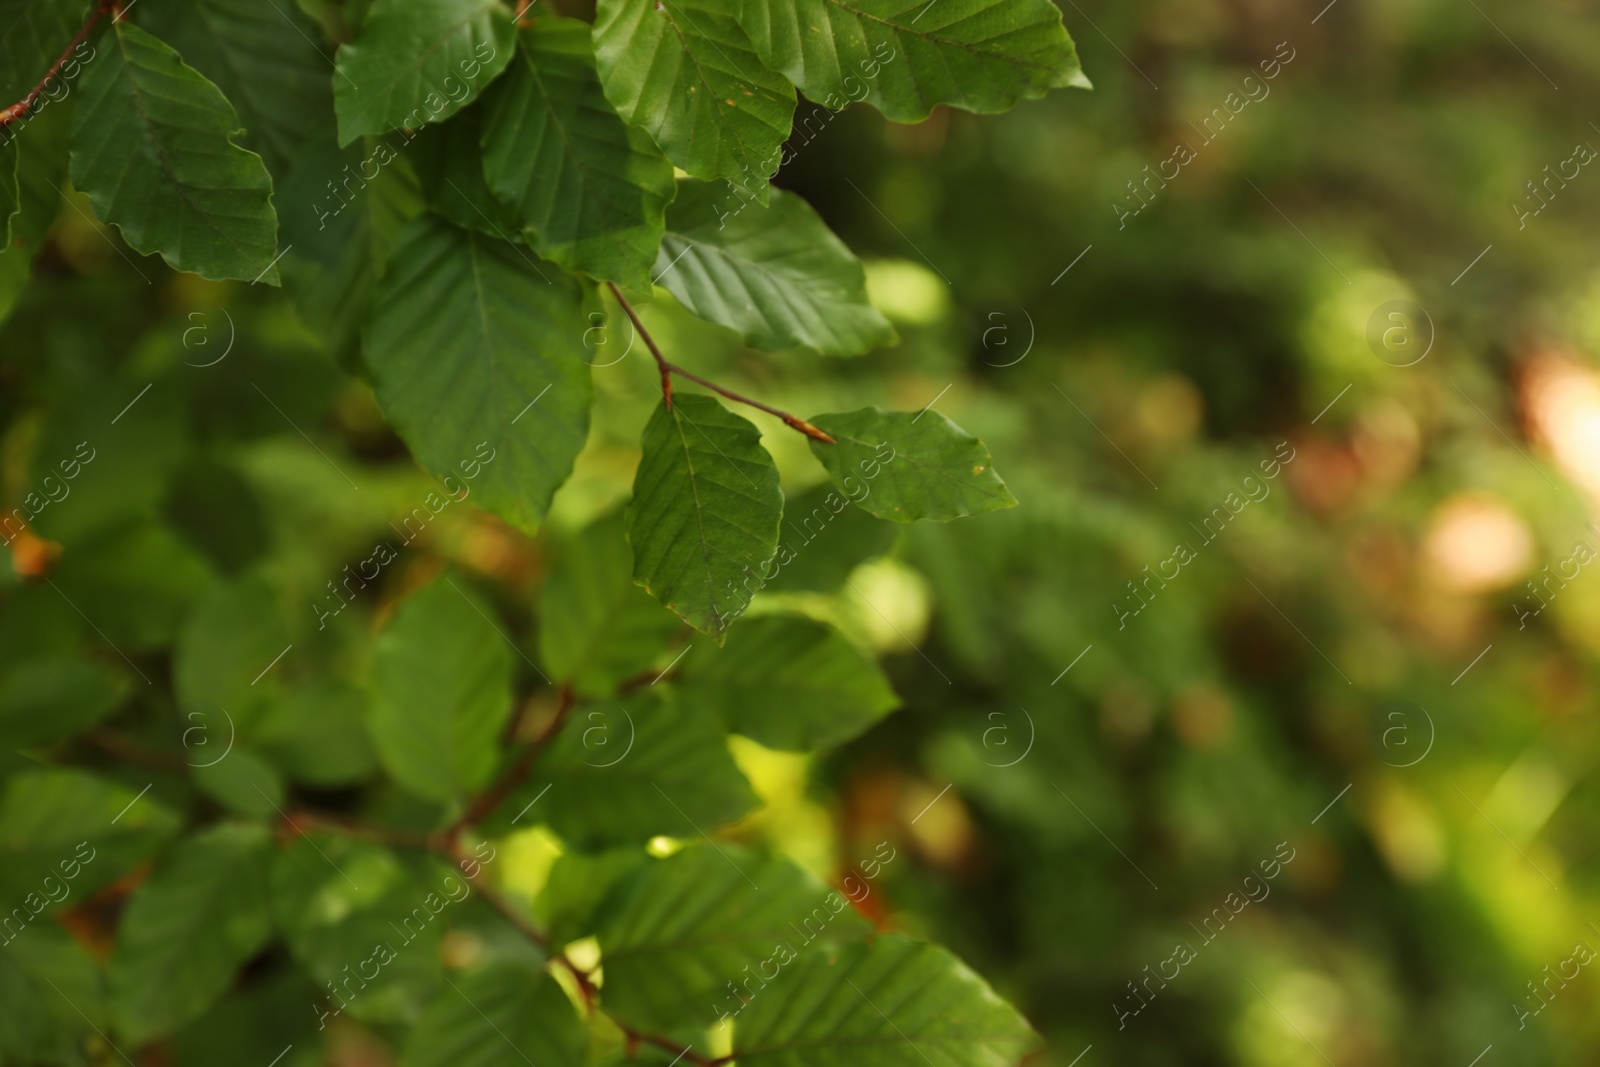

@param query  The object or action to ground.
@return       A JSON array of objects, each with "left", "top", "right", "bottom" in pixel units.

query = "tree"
[{"left": 0, "top": 0, "right": 1088, "bottom": 1062}]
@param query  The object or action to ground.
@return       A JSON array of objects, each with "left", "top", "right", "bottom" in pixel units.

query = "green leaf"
[
  {"left": 401, "top": 961, "right": 587, "bottom": 1067},
  {"left": 481, "top": 18, "right": 675, "bottom": 288},
  {"left": 596, "top": 844, "right": 871, "bottom": 1033},
  {"left": 628, "top": 394, "right": 783, "bottom": 640},
  {"left": 410, "top": 105, "right": 524, "bottom": 237},
  {"left": 0, "top": 769, "right": 182, "bottom": 907},
  {"left": 70, "top": 22, "right": 281, "bottom": 283},
  {"left": 109, "top": 823, "right": 276, "bottom": 1043},
  {"left": 732, "top": 934, "right": 1040, "bottom": 1067},
  {"left": 364, "top": 215, "right": 596, "bottom": 535},
  {"left": 809, "top": 408, "right": 1016, "bottom": 522},
  {"left": 139, "top": 0, "right": 338, "bottom": 176},
  {"left": 764, "top": 481, "right": 899, "bottom": 593},
  {"left": 370, "top": 576, "right": 515, "bottom": 802},
  {"left": 278, "top": 139, "right": 424, "bottom": 364},
  {"left": 593, "top": 0, "right": 793, "bottom": 201},
  {"left": 190, "top": 746, "right": 287, "bottom": 817},
  {"left": 271, "top": 834, "right": 448, "bottom": 1024},
  {"left": 0, "top": 655, "right": 130, "bottom": 748},
  {"left": 45, "top": 519, "right": 215, "bottom": 650},
  {"left": 533, "top": 848, "right": 649, "bottom": 945},
  {"left": 0, "top": 0, "right": 89, "bottom": 104},
  {"left": 0, "top": 922, "right": 104, "bottom": 1064},
  {"left": 174, "top": 575, "right": 293, "bottom": 729},
  {"left": 655, "top": 181, "right": 894, "bottom": 356},
  {"left": 528, "top": 689, "right": 756, "bottom": 847},
  {"left": 537, "top": 509, "right": 681, "bottom": 698},
  {"left": 255, "top": 678, "right": 379, "bottom": 787},
  {"left": 738, "top": 0, "right": 1089, "bottom": 123},
  {"left": 676, "top": 614, "right": 898, "bottom": 749},
  {"left": 333, "top": 0, "right": 516, "bottom": 145}
]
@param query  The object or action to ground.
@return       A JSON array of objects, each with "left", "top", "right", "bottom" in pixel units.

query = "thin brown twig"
[
  {"left": 604, "top": 282, "right": 834, "bottom": 443},
  {"left": 448, "top": 683, "right": 573, "bottom": 833},
  {"left": 608, "top": 282, "right": 672, "bottom": 407},
  {"left": 0, "top": 0, "right": 113, "bottom": 130},
  {"left": 663, "top": 360, "right": 834, "bottom": 443}
]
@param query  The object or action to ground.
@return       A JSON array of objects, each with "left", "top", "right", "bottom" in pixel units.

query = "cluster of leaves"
[{"left": 0, "top": 0, "right": 1091, "bottom": 1062}]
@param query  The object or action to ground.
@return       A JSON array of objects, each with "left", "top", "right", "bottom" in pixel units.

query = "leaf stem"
[
  {"left": 604, "top": 282, "right": 834, "bottom": 444},
  {"left": 0, "top": 0, "right": 114, "bottom": 130}
]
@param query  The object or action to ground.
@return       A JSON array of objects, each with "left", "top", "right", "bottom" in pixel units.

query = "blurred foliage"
[{"left": 5, "top": 0, "right": 1600, "bottom": 1064}]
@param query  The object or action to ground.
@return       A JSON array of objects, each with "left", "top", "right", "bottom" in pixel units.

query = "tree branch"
[
  {"left": 0, "top": 0, "right": 113, "bottom": 130},
  {"left": 604, "top": 282, "right": 834, "bottom": 444}
]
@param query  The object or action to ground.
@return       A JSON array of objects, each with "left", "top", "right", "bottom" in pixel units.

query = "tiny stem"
[
  {"left": 607, "top": 282, "right": 672, "bottom": 407},
  {"left": 449, "top": 683, "right": 573, "bottom": 834},
  {"left": 663, "top": 360, "right": 835, "bottom": 443},
  {"left": 603, "top": 282, "right": 834, "bottom": 444},
  {"left": 0, "top": 0, "right": 113, "bottom": 130}
]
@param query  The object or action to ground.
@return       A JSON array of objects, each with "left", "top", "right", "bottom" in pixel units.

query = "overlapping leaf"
[
  {"left": 334, "top": 0, "right": 515, "bottom": 144},
  {"left": 0, "top": 655, "right": 129, "bottom": 748},
  {"left": 370, "top": 576, "right": 514, "bottom": 802},
  {"left": 0, "top": 0, "right": 89, "bottom": 104},
  {"left": 364, "top": 215, "right": 596, "bottom": 534},
  {"left": 140, "top": 0, "right": 337, "bottom": 175},
  {"left": 655, "top": 181, "right": 894, "bottom": 356},
  {"left": 593, "top": 0, "right": 793, "bottom": 201},
  {"left": 70, "top": 22, "right": 280, "bottom": 282},
  {"left": 676, "top": 613, "right": 898, "bottom": 749},
  {"left": 628, "top": 394, "right": 783, "bottom": 640},
  {"left": 530, "top": 689, "right": 757, "bottom": 847},
  {"left": 810, "top": 408, "right": 1016, "bottom": 521},
  {"left": 738, "top": 0, "right": 1090, "bottom": 123},
  {"left": 482, "top": 18, "right": 674, "bottom": 287},
  {"left": 401, "top": 961, "right": 587, "bottom": 1067},
  {"left": 596, "top": 844, "right": 872, "bottom": 1033},
  {"left": 109, "top": 823, "right": 275, "bottom": 1043},
  {"left": 732, "top": 934, "right": 1040, "bottom": 1067},
  {"left": 537, "top": 509, "right": 681, "bottom": 698}
]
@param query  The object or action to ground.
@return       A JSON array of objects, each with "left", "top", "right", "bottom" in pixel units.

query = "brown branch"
[
  {"left": 662, "top": 360, "right": 835, "bottom": 443},
  {"left": 287, "top": 809, "right": 439, "bottom": 850},
  {"left": 604, "top": 282, "right": 834, "bottom": 443},
  {"left": 608, "top": 282, "right": 672, "bottom": 407},
  {"left": 449, "top": 683, "right": 574, "bottom": 834},
  {"left": 0, "top": 0, "right": 113, "bottom": 130}
]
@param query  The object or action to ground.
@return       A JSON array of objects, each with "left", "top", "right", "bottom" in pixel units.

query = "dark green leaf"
[
  {"left": 676, "top": 614, "right": 898, "bottom": 749},
  {"left": 364, "top": 215, "right": 596, "bottom": 535},
  {"left": 532, "top": 689, "right": 757, "bottom": 847},
  {"left": 628, "top": 394, "right": 783, "bottom": 640},
  {"left": 271, "top": 833, "right": 450, "bottom": 1024},
  {"left": 0, "top": 769, "right": 181, "bottom": 907},
  {"left": 732, "top": 934, "right": 1040, "bottom": 1067},
  {"left": 278, "top": 139, "right": 424, "bottom": 364},
  {"left": 809, "top": 408, "right": 1016, "bottom": 522},
  {"left": 255, "top": 678, "right": 379, "bottom": 786},
  {"left": 482, "top": 18, "right": 675, "bottom": 288},
  {"left": 401, "top": 960, "right": 587, "bottom": 1067},
  {"left": 533, "top": 848, "right": 649, "bottom": 945},
  {"left": 174, "top": 575, "right": 293, "bottom": 728},
  {"left": 70, "top": 22, "right": 281, "bottom": 282},
  {"left": 409, "top": 106, "right": 522, "bottom": 236},
  {"left": 370, "top": 576, "right": 515, "bottom": 802},
  {"left": 0, "top": 655, "right": 129, "bottom": 748},
  {"left": 0, "top": 0, "right": 89, "bottom": 104},
  {"left": 596, "top": 844, "right": 871, "bottom": 1033},
  {"left": 655, "top": 181, "right": 894, "bottom": 356},
  {"left": 109, "top": 823, "right": 275, "bottom": 1043},
  {"left": 538, "top": 509, "right": 681, "bottom": 698},
  {"left": 190, "top": 746, "right": 287, "bottom": 817},
  {"left": 43, "top": 519, "right": 214, "bottom": 650},
  {"left": 139, "top": 0, "right": 338, "bottom": 176},
  {"left": 0, "top": 136, "right": 17, "bottom": 244},
  {"left": 764, "top": 481, "right": 899, "bottom": 593},
  {"left": 333, "top": 0, "right": 516, "bottom": 144},
  {"left": 738, "top": 0, "right": 1090, "bottom": 123},
  {"left": 593, "top": 0, "right": 793, "bottom": 201},
  {"left": 0, "top": 922, "right": 104, "bottom": 1064}
]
